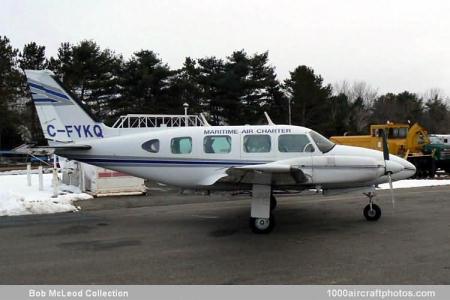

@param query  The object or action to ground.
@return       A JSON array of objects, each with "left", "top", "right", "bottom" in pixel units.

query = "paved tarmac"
[{"left": 0, "top": 186, "right": 449, "bottom": 284}]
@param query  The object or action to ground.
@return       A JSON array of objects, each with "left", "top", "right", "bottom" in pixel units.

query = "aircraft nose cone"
[
  {"left": 393, "top": 157, "right": 416, "bottom": 180},
  {"left": 385, "top": 160, "right": 404, "bottom": 174},
  {"left": 402, "top": 159, "right": 416, "bottom": 178}
]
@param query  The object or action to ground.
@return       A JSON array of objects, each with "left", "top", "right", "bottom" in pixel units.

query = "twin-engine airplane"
[{"left": 24, "top": 70, "right": 416, "bottom": 233}]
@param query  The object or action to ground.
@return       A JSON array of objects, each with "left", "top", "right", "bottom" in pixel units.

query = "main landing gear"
[
  {"left": 249, "top": 183, "right": 278, "bottom": 234},
  {"left": 363, "top": 192, "right": 382, "bottom": 221},
  {"left": 249, "top": 214, "right": 275, "bottom": 234},
  {"left": 270, "top": 194, "right": 277, "bottom": 211}
]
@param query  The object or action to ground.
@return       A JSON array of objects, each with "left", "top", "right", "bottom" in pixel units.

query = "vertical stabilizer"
[{"left": 25, "top": 70, "right": 109, "bottom": 143}]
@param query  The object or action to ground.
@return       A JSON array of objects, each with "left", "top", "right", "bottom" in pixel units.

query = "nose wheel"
[
  {"left": 363, "top": 203, "right": 381, "bottom": 221},
  {"left": 363, "top": 192, "right": 382, "bottom": 221}
]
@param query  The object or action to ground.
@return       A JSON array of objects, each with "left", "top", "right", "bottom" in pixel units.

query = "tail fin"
[{"left": 25, "top": 70, "right": 109, "bottom": 143}]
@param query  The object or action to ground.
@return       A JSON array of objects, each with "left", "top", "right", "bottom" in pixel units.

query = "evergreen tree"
[
  {"left": 18, "top": 42, "right": 49, "bottom": 144},
  {"left": 284, "top": 66, "right": 332, "bottom": 134},
  {"left": 240, "top": 51, "right": 286, "bottom": 125},
  {"left": 169, "top": 57, "right": 203, "bottom": 115},
  {"left": 348, "top": 96, "right": 369, "bottom": 134},
  {"left": 118, "top": 50, "right": 173, "bottom": 118},
  {"left": 195, "top": 56, "right": 226, "bottom": 124},
  {"left": 328, "top": 93, "right": 350, "bottom": 136},
  {"left": 193, "top": 50, "right": 286, "bottom": 125},
  {"left": 0, "top": 36, "right": 23, "bottom": 149},
  {"left": 3, "top": 37, "right": 450, "bottom": 148},
  {"left": 48, "top": 40, "right": 123, "bottom": 122},
  {"left": 422, "top": 91, "right": 449, "bottom": 133},
  {"left": 371, "top": 91, "right": 424, "bottom": 124},
  {"left": 396, "top": 91, "right": 423, "bottom": 122},
  {"left": 19, "top": 42, "right": 48, "bottom": 70}
]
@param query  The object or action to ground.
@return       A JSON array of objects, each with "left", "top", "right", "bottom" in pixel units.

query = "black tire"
[
  {"left": 363, "top": 203, "right": 381, "bottom": 221},
  {"left": 250, "top": 214, "right": 275, "bottom": 234},
  {"left": 429, "top": 160, "right": 437, "bottom": 178},
  {"left": 270, "top": 194, "right": 277, "bottom": 211}
]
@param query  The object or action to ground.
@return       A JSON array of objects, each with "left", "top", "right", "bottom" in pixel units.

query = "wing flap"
[{"left": 198, "top": 160, "right": 311, "bottom": 186}]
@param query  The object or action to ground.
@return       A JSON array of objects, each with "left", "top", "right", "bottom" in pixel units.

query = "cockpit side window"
[
  {"left": 309, "top": 131, "right": 335, "bottom": 153},
  {"left": 278, "top": 134, "right": 314, "bottom": 152}
]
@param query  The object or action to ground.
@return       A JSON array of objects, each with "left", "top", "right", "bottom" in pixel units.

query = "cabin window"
[
  {"left": 278, "top": 134, "right": 314, "bottom": 152},
  {"left": 204, "top": 135, "right": 232, "bottom": 153},
  {"left": 243, "top": 135, "right": 271, "bottom": 153},
  {"left": 171, "top": 137, "right": 192, "bottom": 154},
  {"left": 142, "top": 139, "right": 160, "bottom": 153}
]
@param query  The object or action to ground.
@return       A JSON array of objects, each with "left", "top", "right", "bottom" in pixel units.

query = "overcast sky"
[{"left": 2, "top": 0, "right": 450, "bottom": 96}]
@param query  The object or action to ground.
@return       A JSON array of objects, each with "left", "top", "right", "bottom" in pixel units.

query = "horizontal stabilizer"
[{"left": 12, "top": 143, "right": 91, "bottom": 156}]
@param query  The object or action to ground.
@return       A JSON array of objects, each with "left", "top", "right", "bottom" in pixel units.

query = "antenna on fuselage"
[
  {"left": 264, "top": 112, "right": 275, "bottom": 125},
  {"left": 200, "top": 113, "right": 211, "bottom": 127}
]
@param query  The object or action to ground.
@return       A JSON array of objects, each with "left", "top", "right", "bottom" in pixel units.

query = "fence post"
[
  {"left": 52, "top": 168, "right": 59, "bottom": 198},
  {"left": 27, "top": 163, "right": 32, "bottom": 186},
  {"left": 38, "top": 166, "right": 43, "bottom": 191}
]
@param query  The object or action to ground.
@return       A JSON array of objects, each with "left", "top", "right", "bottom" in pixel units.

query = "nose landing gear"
[{"left": 363, "top": 192, "right": 382, "bottom": 221}]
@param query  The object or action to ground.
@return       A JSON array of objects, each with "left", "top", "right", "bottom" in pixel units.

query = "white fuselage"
[{"left": 58, "top": 124, "right": 416, "bottom": 190}]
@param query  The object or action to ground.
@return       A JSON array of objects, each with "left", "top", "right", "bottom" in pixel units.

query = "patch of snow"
[
  {"left": 0, "top": 173, "right": 92, "bottom": 216},
  {"left": 378, "top": 179, "right": 450, "bottom": 190},
  {"left": 0, "top": 168, "right": 53, "bottom": 175}
]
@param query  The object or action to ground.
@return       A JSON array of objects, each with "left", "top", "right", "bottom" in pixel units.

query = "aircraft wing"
[{"left": 198, "top": 158, "right": 312, "bottom": 186}]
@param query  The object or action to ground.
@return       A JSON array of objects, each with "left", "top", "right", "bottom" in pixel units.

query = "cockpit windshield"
[{"left": 309, "top": 130, "right": 335, "bottom": 153}]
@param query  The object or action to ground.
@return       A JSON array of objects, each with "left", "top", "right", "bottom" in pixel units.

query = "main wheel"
[
  {"left": 250, "top": 215, "right": 275, "bottom": 234},
  {"left": 363, "top": 203, "right": 381, "bottom": 221},
  {"left": 270, "top": 194, "right": 277, "bottom": 211}
]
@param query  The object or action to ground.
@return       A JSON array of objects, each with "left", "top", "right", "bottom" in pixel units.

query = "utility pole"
[{"left": 288, "top": 98, "right": 292, "bottom": 125}]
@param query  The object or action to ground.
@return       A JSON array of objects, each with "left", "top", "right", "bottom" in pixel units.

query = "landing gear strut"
[
  {"left": 250, "top": 194, "right": 277, "bottom": 234},
  {"left": 363, "top": 192, "right": 381, "bottom": 221},
  {"left": 249, "top": 181, "right": 276, "bottom": 234}
]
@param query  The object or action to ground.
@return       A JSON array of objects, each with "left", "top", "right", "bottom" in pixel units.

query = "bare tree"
[{"left": 333, "top": 80, "right": 378, "bottom": 133}]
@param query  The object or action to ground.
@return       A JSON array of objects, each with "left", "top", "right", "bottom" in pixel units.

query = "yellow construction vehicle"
[{"left": 330, "top": 122, "right": 450, "bottom": 178}]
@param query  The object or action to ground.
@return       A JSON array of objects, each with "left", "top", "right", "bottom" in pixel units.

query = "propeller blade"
[
  {"left": 379, "top": 129, "right": 390, "bottom": 161},
  {"left": 388, "top": 173, "right": 395, "bottom": 209},
  {"left": 380, "top": 129, "right": 395, "bottom": 209}
]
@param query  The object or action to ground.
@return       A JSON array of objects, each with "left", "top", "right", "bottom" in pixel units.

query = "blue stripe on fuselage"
[{"left": 75, "top": 158, "right": 263, "bottom": 166}]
